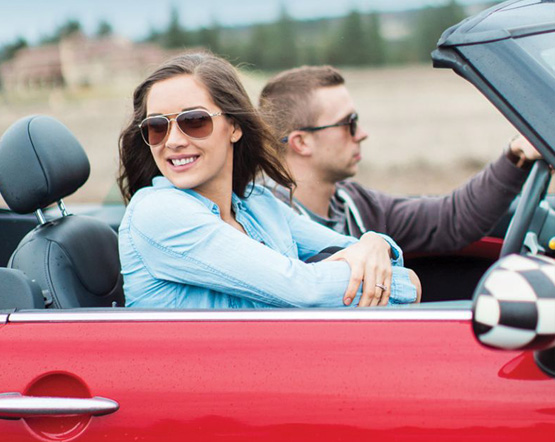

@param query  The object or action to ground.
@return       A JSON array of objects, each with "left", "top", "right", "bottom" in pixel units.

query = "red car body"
[
  {"left": 1, "top": 308, "right": 554, "bottom": 441},
  {"left": 1, "top": 1, "right": 555, "bottom": 440}
]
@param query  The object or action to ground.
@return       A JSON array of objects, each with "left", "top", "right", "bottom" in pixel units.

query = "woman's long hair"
[{"left": 117, "top": 51, "right": 294, "bottom": 203}]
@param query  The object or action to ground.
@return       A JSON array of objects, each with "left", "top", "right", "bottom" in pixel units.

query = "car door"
[{"left": 1, "top": 308, "right": 553, "bottom": 441}]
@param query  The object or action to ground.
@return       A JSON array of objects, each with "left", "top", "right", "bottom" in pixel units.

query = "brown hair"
[
  {"left": 117, "top": 51, "right": 294, "bottom": 203},
  {"left": 259, "top": 65, "right": 345, "bottom": 142}
]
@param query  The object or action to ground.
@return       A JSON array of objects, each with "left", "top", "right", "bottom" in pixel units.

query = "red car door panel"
[{"left": 0, "top": 310, "right": 553, "bottom": 441}]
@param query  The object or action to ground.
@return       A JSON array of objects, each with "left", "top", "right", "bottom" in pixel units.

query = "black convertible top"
[
  {"left": 439, "top": 0, "right": 555, "bottom": 46},
  {"left": 432, "top": 0, "right": 555, "bottom": 167}
]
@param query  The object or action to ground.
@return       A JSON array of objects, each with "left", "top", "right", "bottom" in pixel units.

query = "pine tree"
[
  {"left": 327, "top": 10, "right": 367, "bottom": 66},
  {"left": 198, "top": 22, "right": 221, "bottom": 54},
  {"left": 415, "top": 0, "right": 465, "bottom": 62},
  {"left": 366, "top": 13, "right": 385, "bottom": 66},
  {"left": 163, "top": 6, "right": 188, "bottom": 49},
  {"left": 96, "top": 20, "right": 113, "bottom": 38},
  {"left": 40, "top": 19, "right": 82, "bottom": 44},
  {"left": 0, "top": 37, "right": 27, "bottom": 62},
  {"left": 273, "top": 6, "right": 298, "bottom": 68}
]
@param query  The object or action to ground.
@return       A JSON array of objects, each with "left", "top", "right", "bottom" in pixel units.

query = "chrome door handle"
[{"left": 0, "top": 393, "right": 119, "bottom": 419}]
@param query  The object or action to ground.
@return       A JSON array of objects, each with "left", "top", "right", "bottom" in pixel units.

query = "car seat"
[
  {"left": 0, "top": 115, "right": 124, "bottom": 308},
  {"left": 0, "top": 268, "right": 45, "bottom": 310}
]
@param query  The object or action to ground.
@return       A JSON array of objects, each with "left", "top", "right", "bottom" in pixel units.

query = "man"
[{"left": 259, "top": 65, "right": 540, "bottom": 254}]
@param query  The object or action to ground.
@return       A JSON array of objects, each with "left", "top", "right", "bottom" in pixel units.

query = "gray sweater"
[{"left": 271, "top": 152, "right": 529, "bottom": 254}]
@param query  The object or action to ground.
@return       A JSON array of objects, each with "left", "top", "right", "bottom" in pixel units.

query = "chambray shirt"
[{"left": 119, "top": 177, "right": 417, "bottom": 309}]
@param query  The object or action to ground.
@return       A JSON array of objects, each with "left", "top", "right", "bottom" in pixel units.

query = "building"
[{"left": 0, "top": 33, "right": 170, "bottom": 93}]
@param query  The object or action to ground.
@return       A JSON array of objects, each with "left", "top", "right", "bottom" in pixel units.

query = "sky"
[{"left": 0, "top": 0, "right": 496, "bottom": 46}]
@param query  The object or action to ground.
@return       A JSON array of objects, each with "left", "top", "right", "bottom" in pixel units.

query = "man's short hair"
[{"left": 259, "top": 65, "right": 345, "bottom": 142}]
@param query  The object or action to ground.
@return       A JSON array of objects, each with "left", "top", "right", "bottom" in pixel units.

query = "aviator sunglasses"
[
  {"left": 139, "top": 109, "right": 224, "bottom": 147},
  {"left": 281, "top": 112, "right": 358, "bottom": 143}
]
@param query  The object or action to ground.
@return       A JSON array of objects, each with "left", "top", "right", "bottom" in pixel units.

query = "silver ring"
[{"left": 375, "top": 283, "right": 387, "bottom": 291}]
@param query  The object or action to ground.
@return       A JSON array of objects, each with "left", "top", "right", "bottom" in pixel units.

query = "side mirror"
[{"left": 472, "top": 254, "right": 555, "bottom": 377}]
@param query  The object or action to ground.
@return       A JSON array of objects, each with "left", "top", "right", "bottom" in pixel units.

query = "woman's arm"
[
  {"left": 275, "top": 197, "right": 406, "bottom": 306},
  {"left": 276, "top": 197, "right": 403, "bottom": 265}
]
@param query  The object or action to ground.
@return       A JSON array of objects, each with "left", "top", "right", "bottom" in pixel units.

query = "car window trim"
[{"left": 434, "top": 36, "right": 555, "bottom": 168}]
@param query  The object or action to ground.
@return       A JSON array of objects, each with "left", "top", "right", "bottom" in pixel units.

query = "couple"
[{"left": 117, "top": 51, "right": 538, "bottom": 309}]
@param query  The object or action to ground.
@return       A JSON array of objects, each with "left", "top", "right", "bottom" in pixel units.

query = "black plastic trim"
[{"left": 534, "top": 347, "right": 555, "bottom": 378}]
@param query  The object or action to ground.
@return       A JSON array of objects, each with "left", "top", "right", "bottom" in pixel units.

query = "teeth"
[{"left": 171, "top": 157, "right": 196, "bottom": 166}]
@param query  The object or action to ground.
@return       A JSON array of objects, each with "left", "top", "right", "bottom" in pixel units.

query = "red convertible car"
[{"left": 0, "top": 1, "right": 554, "bottom": 441}]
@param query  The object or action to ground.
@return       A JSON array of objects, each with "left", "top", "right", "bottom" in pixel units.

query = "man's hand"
[
  {"left": 323, "top": 232, "right": 392, "bottom": 307},
  {"left": 509, "top": 134, "right": 542, "bottom": 163}
]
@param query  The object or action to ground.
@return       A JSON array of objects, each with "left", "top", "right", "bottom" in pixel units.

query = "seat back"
[
  {"left": 0, "top": 115, "right": 124, "bottom": 308},
  {"left": 0, "top": 268, "right": 45, "bottom": 310}
]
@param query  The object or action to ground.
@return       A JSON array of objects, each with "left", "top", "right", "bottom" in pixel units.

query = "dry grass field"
[{"left": 0, "top": 64, "right": 540, "bottom": 206}]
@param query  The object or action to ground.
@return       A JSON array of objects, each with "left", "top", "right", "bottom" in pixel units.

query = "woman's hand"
[{"left": 323, "top": 232, "right": 392, "bottom": 307}]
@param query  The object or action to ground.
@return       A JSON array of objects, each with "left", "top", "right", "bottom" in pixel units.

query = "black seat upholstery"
[
  {"left": 0, "top": 115, "right": 124, "bottom": 308},
  {"left": 0, "top": 268, "right": 45, "bottom": 310}
]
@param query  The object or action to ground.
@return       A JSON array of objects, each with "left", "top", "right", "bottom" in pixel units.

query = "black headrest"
[{"left": 0, "top": 115, "right": 90, "bottom": 214}]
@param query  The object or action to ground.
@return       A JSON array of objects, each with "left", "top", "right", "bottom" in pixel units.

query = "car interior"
[{"left": 0, "top": 115, "right": 124, "bottom": 310}]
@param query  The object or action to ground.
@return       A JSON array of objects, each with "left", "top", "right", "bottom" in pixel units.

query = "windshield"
[{"left": 516, "top": 31, "right": 555, "bottom": 78}]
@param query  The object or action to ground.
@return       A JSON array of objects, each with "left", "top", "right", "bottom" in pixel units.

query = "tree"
[
  {"left": 197, "top": 22, "right": 221, "bottom": 54},
  {"left": 245, "top": 24, "right": 273, "bottom": 68},
  {"left": 365, "top": 13, "right": 385, "bottom": 66},
  {"left": 143, "top": 28, "right": 162, "bottom": 45},
  {"left": 327, "top": 10, "right": 367, "bottom": 66},
  {"left": 414, "top": 0, "right": 465, "bottom": 62},
  {"left": 272, "top": 6, "right": 298, "bottom": 68},
  {"left": 244, "top": 4, "right": 300, "bottom": 70},
  {"left": 0, "top": 37, "right": 28, "bottom": 63},
  {"left": 96, "top": 20, "right": 113, "bottom": 38},
  {"left": 163, "top": 6, "right": 188, "bottom": 48},
  {"left": 57, "top": 19, "right": 82, "bottom": 39},
  {"left": 40, "top": 18, "right": 82, "bottom": 44}
]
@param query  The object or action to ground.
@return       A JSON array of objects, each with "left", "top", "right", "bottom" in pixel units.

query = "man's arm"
[{"left": 343, "top": 150, "right": 532, "bottom": 254}]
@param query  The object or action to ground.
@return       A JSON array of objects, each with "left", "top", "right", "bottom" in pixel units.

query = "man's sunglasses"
[
  {"left": 281, "top": 112, "right": 358, "bottom": 143},
  {"left": 138, "top": 109, "right": 224, "bottom": 147}
]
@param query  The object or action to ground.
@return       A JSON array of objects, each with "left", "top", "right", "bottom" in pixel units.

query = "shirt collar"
[{"left": 151, "top": 176, "right": 245, "bottom": 213}]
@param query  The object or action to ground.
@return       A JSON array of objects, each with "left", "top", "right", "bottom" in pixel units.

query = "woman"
[{"left": 118, "top": 51, "right": 421, "bottom": 309}]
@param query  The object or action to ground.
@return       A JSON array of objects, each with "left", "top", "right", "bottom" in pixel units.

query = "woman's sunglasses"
[
  {"left": 281, "top": 113, "right": 358, "bottom": 143},
  {"left": 138, "top": 109, "right": 224, "bottom": 147}
]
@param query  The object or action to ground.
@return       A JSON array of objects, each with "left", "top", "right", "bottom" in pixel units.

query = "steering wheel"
[{"left": 500, "top": 160, "right": 552, "bottom": 257}]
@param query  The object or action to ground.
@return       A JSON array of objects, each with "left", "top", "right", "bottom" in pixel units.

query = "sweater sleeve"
[{"left": 350, "top": 152, "right": 530, "bottom": 254}]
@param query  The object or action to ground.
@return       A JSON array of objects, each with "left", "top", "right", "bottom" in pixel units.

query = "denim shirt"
[{"left": 119, "top": 177, "right": 416, "bottom": 309}]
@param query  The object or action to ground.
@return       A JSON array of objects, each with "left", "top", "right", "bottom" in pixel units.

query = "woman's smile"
[{"left": 168, "top": 154, "right": 200, "bottom": 169}]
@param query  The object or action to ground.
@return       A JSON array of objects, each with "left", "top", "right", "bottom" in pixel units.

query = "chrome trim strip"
[
  {"left": 0, "top": 314, "right": 8, "bottom": 324},
  {"left": 57, "top": 199, "right": 69, "bottom": 217},
  {"left": 34, "top": 208, "right": 46, "bottom": 225},
  {"left": 9, "top": 309, "right": 472, "bottom": 323}
]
